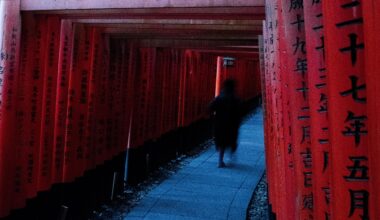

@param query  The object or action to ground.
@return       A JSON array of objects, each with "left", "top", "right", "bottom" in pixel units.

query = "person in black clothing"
[{"left": 209, "top": 79, "right": 242, "bottom": 168}]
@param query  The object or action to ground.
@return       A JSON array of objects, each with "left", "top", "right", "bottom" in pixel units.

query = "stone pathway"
[{"left": 124, "top": 109, "right": 265, "bottom": 220}]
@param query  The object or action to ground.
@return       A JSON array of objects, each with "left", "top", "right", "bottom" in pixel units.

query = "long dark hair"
[{"left": 223, "top": 79, "right": 236, "bottom": 94}]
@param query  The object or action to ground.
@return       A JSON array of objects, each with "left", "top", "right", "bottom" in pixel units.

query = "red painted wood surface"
[
  {"left": 168, "top": 49, "right": 182, "bottom": 131},
  {"left": 117, "top": 40, "right": 130, "bottom": 154},
  {"left": 23, "top": 15, "right": 47, "bottom": 198},
  {"left": 180, "top": 50, "right": 192, "bottom": 127},
  {"left": 262, "top": 17, "right": 277, "bottom": 218},
  {"left": 101, "top": 34, "right": 112, "bottom": 162},
  {"left": 275, "top": 51, "right": 286, "bottom": 220},
  {"left": 156, "top": 48, "right": 170, "bottom": 135},
  {"left": 93, "top": 34, "right": 109, "bottom": 164},
  {"left": 147, "top": 47, "right": 161, "bottom": 140},
  {"left": 363, "top": 0, "right": 380, "bottom": 219},
  {"left": 124, "top": 42, "right": 137, "bottom": 150},
  {"left": 84, "top": 27, "right": 101, "bottom": 169},
  {"left": 266, "top": 2, "right": 292, "bottom": 218},
  {"left": 263, "top": 1, "right": 380, "bottom": 219},
  {"left": 280, "top": 1, "right": 312, "bottom": 219},
  {"left": 129, "top": 48, "right": 154, "bottom": 147},
  {"left": 323, "top": 1, "right": 369, "bottom": 219},
  {"left": 215, "top": 56, "right": 223, "bottom": 96},
  {"left": 277, "top": 1, "right": 296, "bottom": 218},
  {"left": 53, "top": 19, "right": 74, "bottom": 183},
  {"left": 303, "top": 1, "right": 331, "bottom": 219},
  {"left": 0, "top": 0, "right": 21, "bottom": 217},
  {"left": 202, "top": 54, "right": 217, "bottom": 116},
  {"left": 38, "top": 15, "right": 61, "bottom": 192},
  {"left": 11, "top": 12, "right": 32, "bottom": 212},
  {"left": 113, "top": 39, "right": 125, "bottom": 155},
  {"left": 177, "top": 50, "right": 186, "bottom": 127},
  {"left": 63, "top": 24, "right": 92, "bottom": 182},
  {"left": 107, "top": 39, "right": 119, "bottom": 156}
]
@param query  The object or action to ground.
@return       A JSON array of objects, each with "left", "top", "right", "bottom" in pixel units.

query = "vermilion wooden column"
[
  {"left": 158, "top": 48, "right": 172, "bottom": 134},
  {"left": 363, "top": 1, "right": 380, "bottom": 219},
  {"left": 142, "top": 48, "right": 156, "bottom": 141},
  {"left": 0, "top": 0, "right": 21, "bottom": 217},
  {"left": 169, "top": 49, "right": 181, "bottom": 130},
  {"left": 52, "top": 19, "right": 74, "bottom": 183},
  {"left": 38, "top": 15, "right": 61, "bottom": 192},
  {"left": 323, "top": 1, "right": 369, "bottom": 219},
  {"left": 101, "top": 34, "right": 111, "bottom": 161},
  {"left": 16, "top": 14, "right": 48, "bottom": 199},
  {"left": 119, "top": 41, "right": 129, "bottom": 152},
  {"left": 114, "top": 38, "right": 125, "bottom": 155},
  {"left": 152, "top": 48, "right": 162, "bottom": 138},
  {"left": 215, "top": 56, "right": 223, "bottom": 96},
  {"left": 130, "top": 48, "right": 152, "bottom": 147},
  {"left": 197, "top": 53, "right": 204, "bottom": 119},
  {"left": 118, "top": 40, "right": 131, "bottom": 153},
  {"left": 85, "top": 27, "right": 101, "bottom": 169},
  {"left": 206, "top": 54, "right": 216, "bottom": 111},
  {"left": 263, "top": 2, "right": 299, "bottom": 215},
  {"left": 63, "top": 23, "right": 80, "bottom": 182},
  {"left": 199, "top": 53, "right": 213, "bottom": 119},
  {"left": 169, "top": 49, "right": 179, "bottom": 132},
  {"left": 63, "top": 24, "right": 92, "bottom": 182},
  {"left": 33, "top": 15, "right": 48, "bottom": 195},
  {"left": 184, "top": 51, "right": 193, "bottom": 125},
  {"left": 177, "top": 50, "right": 187, "bottom": 127},
  {"left": 166, "top": 49, "right": 174, "bottom": 132},
  {"left": 303, "top": 1, "right": 331, "bottom": 219},
  {"left": 107, "top": 38, "right": 120, "bottom": 156},
  {"left": 12, "top": 11, "right": 30, "bottom": 211},
  {"left": 94, "top": 34, "right": 109, "bottom": 163},
  {"left": 115, "top": 39, "right": 124, "bottom": 154},
  {"left": 274, "top": 2, "right": 289, "bottom": 218},
  {"left": 262, "top": 19, "right": 271, "bottom": 214},
  {"left": 187, "top": 51, "right": 198, "bottom": 124},
  {"left": 181, "top": 50, "right": 192, "bottom": 127},
  {"left": 276, "top": 1, "right": 297, "bottom": 218},
  {"left": 124, "top": 42, "right": 137, "bottom": 150},
  {"left": 280, "top": 0, "right": 312, "bottom": 219},
  {"left": 265, "top": 1, "right": 282, "bottom": 218},
  {"left": 262, "top": 16, "right": 277, "bottom": 218}
]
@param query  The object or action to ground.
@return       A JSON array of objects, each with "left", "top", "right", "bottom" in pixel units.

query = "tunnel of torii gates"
[{"left": 0, "top": 0, "right": 379, "bottom": 219}]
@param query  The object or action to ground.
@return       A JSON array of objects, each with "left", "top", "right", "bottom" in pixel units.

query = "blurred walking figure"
[{"left": 209, "top": 79, "right": 242, "bottom": 168}]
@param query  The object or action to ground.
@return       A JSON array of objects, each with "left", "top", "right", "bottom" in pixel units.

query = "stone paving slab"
[{"left": 124, "top": 108, "right": 265, "bottom": 220}]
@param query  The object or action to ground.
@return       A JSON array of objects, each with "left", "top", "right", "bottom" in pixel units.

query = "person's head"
[{"left": 223, "top": 79, "right": 236, "bottom": 94}]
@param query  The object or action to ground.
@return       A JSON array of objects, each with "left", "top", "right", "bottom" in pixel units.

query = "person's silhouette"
[{"left": 209, "top": 79, "right": 242, "bottom": 168}]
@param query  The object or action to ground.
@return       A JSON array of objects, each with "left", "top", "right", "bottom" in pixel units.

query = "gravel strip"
[{"left": 247, "top": 172, "right": 268, "bottom": 220}]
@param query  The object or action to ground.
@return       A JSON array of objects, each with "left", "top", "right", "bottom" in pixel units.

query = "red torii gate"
[
  {"left": 0, "top": 1, "right": 264, "bottom": 218},
  {"left": 263, "top": 0, "right": 380, "bottom": 219}
]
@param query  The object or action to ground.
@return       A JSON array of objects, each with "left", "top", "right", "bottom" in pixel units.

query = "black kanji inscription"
[
  {"left": 339, "top": 33, "right": 364, "bottom": 66},
  {"left": 342, "top": 111, "right": 368, "bottom": 146},
  {"left": 344, "top": 156, "right": 369, "bottom": 181},
  {"left": 340, "top": 75, "right": 366, "bottom": 103},
  {"left": 349, "top": 189, "right": 369, "bottom": 220}
]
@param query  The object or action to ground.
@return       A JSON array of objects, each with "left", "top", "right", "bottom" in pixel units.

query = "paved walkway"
[{"left": 124, "top": 108, "right": 265, "bottom": 220}]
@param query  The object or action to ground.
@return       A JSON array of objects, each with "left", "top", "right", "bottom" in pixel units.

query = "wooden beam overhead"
[
  {"left": 109, "top": 38, "right": 258, "bottom": 49},
  {"left": 20, "top": 2, "right": 264, "bottom": 50},
  {"left": 21, "top": 0, "right": 264, "bottom": 11},
  {"left": 75, "top": 18, "right": 263, "bottom": 26}
]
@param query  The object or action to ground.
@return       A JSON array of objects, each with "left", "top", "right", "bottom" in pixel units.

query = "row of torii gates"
[{"left": 1, "top": 0, "right": 380, "bottom": 220}]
